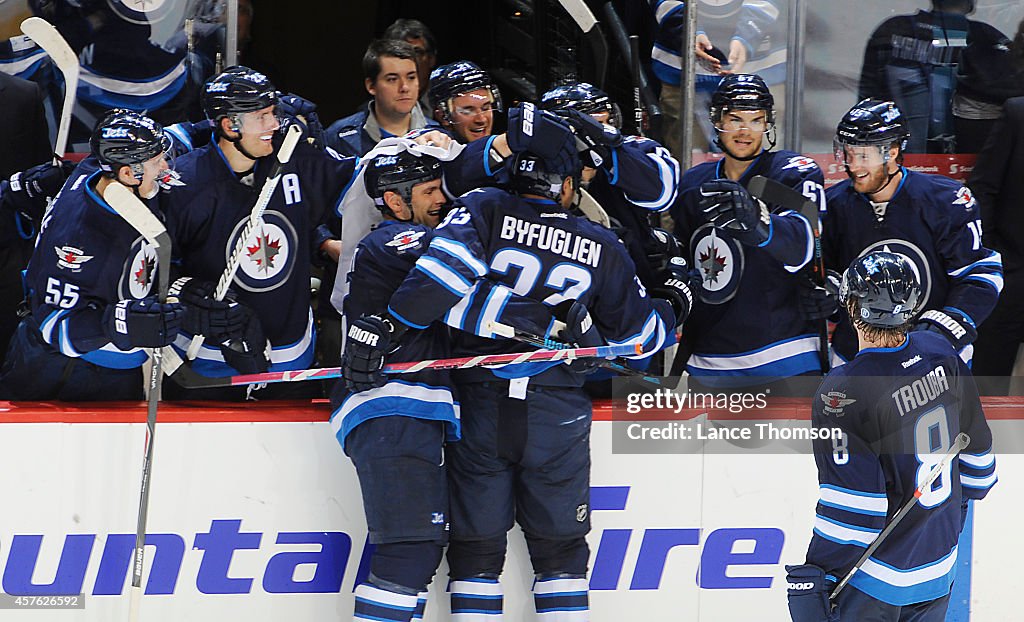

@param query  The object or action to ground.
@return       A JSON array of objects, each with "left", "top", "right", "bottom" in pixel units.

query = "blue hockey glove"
[
  {"left": 913, "top": 309, "right": 977, "bottom": 351},
  {"left": 652, "top": 256, "right": 694, "bottom": 327},
  {"left": 561, "top": 301, "right": 604, "bottom": 375},
  {"left": 277, "top": 92, "right": 326, "bottom": 149},
  {"left": 798, "top": 270, "right": 842, "bottom": 321},
  {"left": 2, "top": 160, "right": 75, "bottom": 223},
  {"left": 786, "top": 565, "right": 840, "bottom": 622},
  {"left": 104, "top": 297, "right": 185, "bottom": 350},
  {"left": 506, "top": 102, "right": 574, "bottom": 161},
  {"left": 170, "top": 277, "right": 249, "bottom": 342},
  {"left": 554, "top": 108, "right": 623, "bottom": 169},
  {"left": 219, "top": 306, "right": 271, "bottom": 374},
  {"left": 343, "top": 314, "right": 407, "bottom": 392},
  {"left": 698, "top": 179, "right": 771, "bottom": 246},
  {"left": 645, "top": 228, "right": 685, "bottom": 276}
]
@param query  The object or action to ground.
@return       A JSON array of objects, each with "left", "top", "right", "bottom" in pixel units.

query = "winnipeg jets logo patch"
[
  {"left": 109, "top": 0, "right": 174, "bottom": 25},
  {"left": 55, "top": 246, "right": 93, "bottom": 272},
  {"left": 231, "top": 211, "right": 298, "bottom": 293},
  {"left": 782, "top": 156, "right": 819, "bottom": 172},
  {"left": 385, "top": 229, "right": 426, "bottom": 252},
  {"left": 821, "top": 391, "right": 855, "bottom": 416},
  {"left": 953, "top": 186, "right": 976, "bottom": 210},
  {"left": 691, "top": 224, "right": 744, "bottom": 304},
  {"left": 118, "top": 237, "right": 158, "bottom": 299}
]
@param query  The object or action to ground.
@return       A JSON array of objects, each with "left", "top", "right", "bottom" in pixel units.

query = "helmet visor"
[{"left": 833, "top": 138, "right": 889, "bottom": 168}]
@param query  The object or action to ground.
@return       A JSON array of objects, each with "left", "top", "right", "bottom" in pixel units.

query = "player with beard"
[
  {"left": 822, "top": 99, "right": 1002, "bottom": 367},
  {"left": 669, "top": 73, "right": 828, "bottom": 390}
]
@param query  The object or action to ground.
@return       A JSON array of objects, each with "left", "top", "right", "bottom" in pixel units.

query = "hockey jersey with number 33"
[{"left": 806, "top": 331, "right": 996, "bottom": 606}]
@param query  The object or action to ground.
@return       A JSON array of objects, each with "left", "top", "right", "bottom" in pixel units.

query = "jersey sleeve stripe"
[
  {"left": 960, "top": 472, "right": 998, "bottom": 489},
  {"left": 779, "top": 210, "right": 814, "bottom": 272},
  {"left": 626, "top": 150, "right": 679, "bottom": 212},
  {"left": 387, "top": 306, "right": 429, "bottom": 330},
  {"left": 414, "top": 257, "right": 475, "bottom": 296},
  {"left": 959, "top": 451, "right": 995, "bottom": 469},
  {"left": 444, "top": 282, "right": 479, "bottom": 331},
  {"left": 476, "top": 285, "right": 511, "bottom": 338},
  {"left": 430, "top": 237, "right": 489, "bottom": 277},
  {"left": 818, "top": 485, "right": 888, "bottom": 515},
  {"left": 813, "top": 514, "right": 880, "bottom": 547},
  {"left": 947, "top": 253, "right": 1002, "bottom": 278},
  {"left": 963, "top": 273, "right": 1004, "bottom": 294},
  {"left": 654, "top": 0, "right": 683, "bottom": 24}
]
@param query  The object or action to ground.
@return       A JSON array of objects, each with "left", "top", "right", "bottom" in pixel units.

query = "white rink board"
[{"left": 0, "top": 419, "right": 1015, "bottom": 621}]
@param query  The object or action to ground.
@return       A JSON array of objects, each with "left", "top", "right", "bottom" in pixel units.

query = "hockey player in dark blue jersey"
[
  {"left": 162, "top": 66, "right": 355, "bottom": 398},
  {"left": 540, "top": 81, "right": 682, "bottom": 288},
  {"left": 822, "top": 99, "right": 1003, "bottom": 367},
  {"left": 0, "top": 110, "right": 185, "bottom": 400},
  {"left": 787, "top": 251, "right": 996, "bottom": 622},
  {"left": 670, "top": 73, "right": 826, "bottom": 388},
  {"left": 343, "top": 105, "right": 691, "bottom": 620},
  {"left": 428, "top": 61, "right": 502, "bottom": 145}
]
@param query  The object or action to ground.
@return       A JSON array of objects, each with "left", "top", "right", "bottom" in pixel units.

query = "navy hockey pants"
[{"left": 837, "top": 586, "right": 950, "bottom": 622}]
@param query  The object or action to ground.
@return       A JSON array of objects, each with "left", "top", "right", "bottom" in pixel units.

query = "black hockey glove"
[
  {"left": 506, "top": 102, "right": 574, "bottom": 161},
  {"left": 170, "top": 277, "right": 248, "bottom": 342},
  {"left": 560, "top": 301, "right": 605, "bottom": 375},
  {"left": 651, "top": 256, "right": 694, "bottom": 327},
  {"left": 644, "top": 228, "right": 685, "bottom": 276},
  {"left": 103, "top": 297, "right": 185, "bottom": 351},
  {"left": 554, "top": 108, "right": 623, "bottom": 170},
  {"left": 277, "top": 92, "right": 326, "bottom": 149},
  {"left": 698, "top": 179, "right": 772, "bottom": 246},
  {"left": 798, "top": 270, "right": 842, "bottom": 321},
  {"left": 219, "top": 307, "right": 271, "bottom": 374},
  {"left": 786, "top": 565, "right": 840, "bottom": 622},
  {"left": 343, "top": 314, "right": 408, "bottom": 393},
  {"left": 1, "top": 160, "right": 75, "bottom": 223},
  {"left": 913, "top": 309, "right": 978, "bottom": 352}
]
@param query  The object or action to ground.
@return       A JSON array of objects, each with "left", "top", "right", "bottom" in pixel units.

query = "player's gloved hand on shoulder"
[
  {"left": 652, "top": 256, "right": 694, "bottom": 327},
  {"left": 560, "top": 301, "right": 605, "bottom": 375},
  {"left": 219, "top": 306, "right": 271, "bottom": 374},
  {"left": 554, "top": 108, "right": 623, "bottom": 169},
  {"left": 913, "top": 308, "right": 977, "bottom": 351},
  {"left": 103, "top": 297, "right": 185, "bottom": 351},
  {"left": 644, "top": 228, "right": 685, "bottom": 276},
  {"left": 786, "top": 564, "right": 840, "bottom": 622},
  {"left": 798, "top": 270, "right": 842, "bottom": 321},
  {"left": 506, "top": 102, "right": 574, "bottom": 161},
  {"left": 170, "top": 277, "right": 249, "bottom": 342},
  {"left": 343, "top": 314, "right": 408, "bottom": 392},
  {"left": 698, "top": 179, "right": 772, "bottom": 246},
  {"left": 277, "top": 92, "right": 326, "bottom": 149},
  {"left": 2, "top": 160, "right": 75, "bottom": 222}
]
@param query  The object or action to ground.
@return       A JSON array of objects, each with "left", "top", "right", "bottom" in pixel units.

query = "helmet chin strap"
[{"left": 715, "top": 126, "right": 775, "bottom": 162}]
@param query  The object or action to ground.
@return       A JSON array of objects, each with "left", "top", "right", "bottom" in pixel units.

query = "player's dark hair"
[
  {"left": 383, "top": 18, "right": 437, "bottom": 57},
  {"left": 362, "top": 39, "right": 418, "bottom": 82},
  {"left": 846, "top": 298, "right": 911, "bottom": 348}
]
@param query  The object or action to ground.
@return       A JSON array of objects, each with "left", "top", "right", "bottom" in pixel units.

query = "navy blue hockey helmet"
[
  {"left": 91, "top": 108, "right": 171, "bottom": 176},
  {"left": 835, "top": 99, "right": 910, "bottom": 150},
  {"left": 540, "top": 82, "right": 623, "bottom": 129},
  {"left": 839, "top": 251, "right": 922, "bottom": 327},
  {"left": 363, "top": 150, "right": 443, "bottom": 210},
  {"left": 428, "top": 61, "right": 503, "bottom": 120},
  {"left": 509, "top": 144, "right": 582, "bottom": 202},
  {"left": 710, "top": 74, "right": 775, "bottom": 124},
  {"left": 202, "top": 65, "right": 278, "bottom": 126}
]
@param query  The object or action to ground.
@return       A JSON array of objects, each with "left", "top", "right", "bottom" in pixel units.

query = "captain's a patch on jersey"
[
  {"left": 821, "top": 390, "right": 855, "bottom": 416},
  {"left": 386, "top": 229, "right": 426, "bottom": 252},
  {"left": 54, "top": 246, "right": 93, "bottom": 272}
]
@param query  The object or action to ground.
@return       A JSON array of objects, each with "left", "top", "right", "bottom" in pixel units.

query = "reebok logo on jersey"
[
  {"left": 901, "top": 355, "right": 922, "bottom": 369},
  {"left": 821, "top": 391, "right": 855, "bottom": 415},
  {"left": 347, "top": 325, "right": 380, "bottom": 347},
  {"left": 54, "top": 246, "right": 94, "bottom": 272}
]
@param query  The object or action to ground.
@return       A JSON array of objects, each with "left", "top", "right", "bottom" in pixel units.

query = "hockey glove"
[
  {"left": 913, "top": 309, "right": 977, "bottom": 352},
  {"left": 343, "top": 314, "right": 408, "bottom": 393},
  {"left": 2, "top": 160, "right": 75, "bottom": 224},
  {"left": 506, "top": 102, "right": 574, "bottom": 161},
  {"left": 798, "top": 270, "right": 842, "bottom": 321},
  {"left": 560, "top": 301, "right": 605, "bottom": 375},
  {"left": 644, "top": 228, "right": 685, "bottom": 276},
  {"left": 219, "top": 307, "right": 271, "bottom": 374},
  {"left": 170, "top": 277, "right": 248, "bottom": 342},
  {"left": 651, "top": 256, "right": 694, "bottom": 327},
  {"left": 277, "top": 92, "right": 326, "bottom": 149},
  {"left": 786, "top": 565, "right": 840, "bottom": 622},
  {"left": 554, "top": 108, "right": 623, "bottom": 170},
  {"left": 103, "top": 297, "right": 185, "bottom": 351},
  {"left": 698, "top": 179, "right": 771, "bottom": 246}
]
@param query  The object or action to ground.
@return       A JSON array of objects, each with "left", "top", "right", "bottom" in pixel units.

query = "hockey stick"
[
  {"left": 184, "top": 124, "right": 302, "bottom": 360},
  {"left": 101, "top": 182, "right": 171, "bottom": 622},
  {"left": 629, "top": 35, "right": 644, "bottom": 137},
  {"left": 747, "top": 175, "right": 830, "bottom": 372},
  {"left": 556, "top": 0, "right": 609, "bottom": 88},
  {"left": 164, "top": 342, "right": 643, "bottom": 389},
  {"left": 20, "top": 17, "right": 79, "bottom": 160},
  {"left": 829, "top": 432, "right": 970, "bottom": 601},
  {"left": 487, "top": 320, "right": 667, "bottom": 386},
  {"left": 602, "top": 2, "right": 663, "bottom": 141}
]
